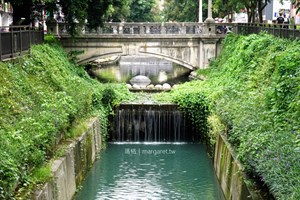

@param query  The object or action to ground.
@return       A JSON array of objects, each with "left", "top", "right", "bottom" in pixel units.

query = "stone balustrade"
[{"left": 48, "top": 22, "right": 237, "bottom": 36}]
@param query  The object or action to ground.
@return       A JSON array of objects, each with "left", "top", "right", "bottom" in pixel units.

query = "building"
[
  {"left": 0, "top": 1, "right": 13, "bottom": 28},
  {"left": 264, "top": 0, "right": 292, "bottom": 23}
]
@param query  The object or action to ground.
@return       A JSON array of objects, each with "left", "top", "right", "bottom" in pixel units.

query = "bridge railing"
[
  {"left": 56, "top": 22, "right": 205, "bottom": 35},
  {"left": 101, "top": 22, "right": 205, "bottom": 34},
  {"left": 51, "top": 22, "right": 238, "bottom": 36},
  {"left": 238, "top": 23, "right": 300, "bottom": 39},
  {"left": 49, "top": 22, "right": 300, "bottom": 39},
  {"left": 0, "top": 26, "right": 44, "bottom": 61}
]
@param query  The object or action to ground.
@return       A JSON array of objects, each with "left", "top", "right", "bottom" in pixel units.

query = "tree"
[
  {"left": 163, "top": 0, "right": 207, "bottom": 22},
  {"left": 215, "top": 0, "right": 270, "bottom": 23},
  {"left": 127, "top": 0, "right": 156, "bottom": 22},
  {"left": 214, "top": 0, "right": 244, "bottom": 22},
  {"left": 87, "top": 0, "right": 110, "bottom": 29},
  {"left": 106, "top": 0, "right": 132, "bottom": 22},
  {"left": 243, "top": 0, "right": 271, "bottom": 23},
  {"left": 257, "top": 0, "right": 271, "bottom": 23},
  {"left": 10, "top": 0, "right": 55, "bottom": 25},
  {"left": 59, "top": 0, "right": 88, "bottom": 35},
  {"left": 10, "top": 0, "right": 159, "bottom": 35}
]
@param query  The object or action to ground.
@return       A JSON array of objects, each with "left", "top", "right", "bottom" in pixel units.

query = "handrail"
[
  {"left": 237, "top": 23, "right": 300, "bottom": 39},
  {"left": 0, "top": 25, "right": 44, "bottom": 61}
]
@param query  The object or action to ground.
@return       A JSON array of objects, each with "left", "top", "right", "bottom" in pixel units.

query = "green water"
[{"left": 75, "top": 143, "right": 224, "bottom": 200}]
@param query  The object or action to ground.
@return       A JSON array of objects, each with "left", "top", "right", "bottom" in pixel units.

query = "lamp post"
[
  {"left": 205, "top": 0, "right": 214, "bottom": 23},
  {"left": 199, "top": 0, "right": 203, "bottom": 23}
]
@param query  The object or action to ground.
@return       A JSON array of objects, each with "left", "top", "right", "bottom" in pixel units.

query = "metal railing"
[
  {"left": 0, "top": 26, "right": 44, "bottom": 61},
  {"left": 237, "top": 23, "right": 300, "bottom": 39}
]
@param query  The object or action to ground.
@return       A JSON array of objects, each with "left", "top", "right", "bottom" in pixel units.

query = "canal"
[
  {"left": 75, "top": 143, "right": 224, "bottom": 199},
  {"left": 75, "top": 56, "right": 224, "bottom": 199}
]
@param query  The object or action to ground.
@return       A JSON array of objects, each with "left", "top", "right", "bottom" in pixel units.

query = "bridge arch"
[{"left": 77, "top": 51, "right": 196, "bottom": 70}]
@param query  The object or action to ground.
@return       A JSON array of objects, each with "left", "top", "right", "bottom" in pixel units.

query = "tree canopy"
[
  {"left": 10, "top": 0, "right": 158, "bottom": 35},
  {"left": 163, "top": 0, "right": 207, "bottom": 22},
  {"left": 9, "top": 0, "right": 300, "bottom": 34},
  {"left": 163, "top": 0, "right": 299, "bottom": 23},
  {"left": 126, "top": 0, "right": 156, "bottom": 22}
]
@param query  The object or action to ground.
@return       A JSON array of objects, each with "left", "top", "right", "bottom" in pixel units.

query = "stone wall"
[{"left": 33, "top": 117, "right": 102, "bottom": 200}]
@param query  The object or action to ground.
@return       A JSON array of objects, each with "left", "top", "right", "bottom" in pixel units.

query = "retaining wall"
[
  {"left": 33, "top": 117, "right": 102, "bottom": 200},
  {"left": 214, "top": 134, "right": 267, "bottom": 200}
]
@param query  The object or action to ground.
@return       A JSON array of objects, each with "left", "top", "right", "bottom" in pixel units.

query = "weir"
[{"left": 110, "top": 103, "right": 199, "bottom": 142}]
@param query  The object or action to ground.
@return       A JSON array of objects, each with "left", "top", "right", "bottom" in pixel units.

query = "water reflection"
[
  {"left": 88, "top": 56, "right": 191, "bottom": 85},
  {"left": 75, "top": 143, "right": 225, "bottom": 200}
]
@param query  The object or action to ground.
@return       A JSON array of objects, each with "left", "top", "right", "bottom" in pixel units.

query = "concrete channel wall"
[
  {"left": 33, "top": 116, "right": 266, "bottom": 200},
  {"left": 33, "top": 118, "right": 102, "bottom": 200},
  {"left": 214, "top": 134, "right": 266, "bottom": 200}
]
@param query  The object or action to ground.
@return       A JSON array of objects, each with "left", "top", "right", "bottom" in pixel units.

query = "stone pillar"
[
  {"left": 181, "top": 25, "right": 186, "bottom": 34},
  {"left": 199, "top": 38, "right": 218, "bottom": 69},
  {"left": 139, "top": 25, "right": 145, "bottom": 34},
  {"left": 145, "top": 25, "right": 150, "bottom": 34},
  {"left": 118, "top": 23, "right": 124, "bottom": 34},
  {"left": 97, "top": 26, "right": 103, "bottom": 34},
  {"left": 203, "top": 0, "right": 215, "bottom": 35},
  {"left": 46, "top": 20, "right": 59, "bottom": 35},
  {"left": 161, "top": 23, "right": 166, "bottom": 34},
  {"left": 112, "top": 26, "right": 118, "bottom": 34}
]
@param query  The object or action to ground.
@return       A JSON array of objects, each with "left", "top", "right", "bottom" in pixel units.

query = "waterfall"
[{"left": 110, "top": 104, "right": 197, "bottom": 142}]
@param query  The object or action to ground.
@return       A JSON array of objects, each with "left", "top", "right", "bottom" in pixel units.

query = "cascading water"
[{"left": 110, "top": 104, "right": 198, "bottom": 142}]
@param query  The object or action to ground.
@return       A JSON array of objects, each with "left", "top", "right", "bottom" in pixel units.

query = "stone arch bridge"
[{"left": 51, "top": 22, "right": 237, "bottom": 69}]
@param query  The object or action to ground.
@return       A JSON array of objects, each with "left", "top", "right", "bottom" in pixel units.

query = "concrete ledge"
[{"left": 33, "top": 117, "right": 102, "bottom": 200}]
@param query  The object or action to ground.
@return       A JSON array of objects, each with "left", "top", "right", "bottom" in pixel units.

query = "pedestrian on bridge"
[{"left": 276, "top": 13, "right": 284, "bottom": 28}]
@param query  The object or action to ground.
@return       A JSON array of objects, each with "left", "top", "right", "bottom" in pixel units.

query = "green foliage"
[
  {"left": 156, "top": 33, "right": 300, "bottom": 199},
  {"left": 127, "top": 0, "right": 156, "bottom": 22},
  {"left": 60, "top": 0, "right": 88, "bottom": 36},
  {"left": 155, "top": 81, "right": 210, "bottom": 140},
  {"left": 213, "top": 0, "right": 244, "bottom": 19},
  {"left": 0, "top": 43, "right": 133, "bottom": 198},
  {"left": 173, "top": 92, "right": 210, "bottom": 136},
  {"left": 210, "top": 34, "right": 300, "bottom": 199},
  {"left": 44, "top": 34, "right": 59, "bottom": 45},
  {"left": 163, "top": 0, "right": 205, "bottom": 22},
  {"left": 31, "top": 164, "right": 52, "bottom": 184},
  {"left": 86, "top": 0, "right": 109, "bottom": 29}
]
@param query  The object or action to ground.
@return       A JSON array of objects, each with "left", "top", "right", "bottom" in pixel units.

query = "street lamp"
[{"left": 199, "top": 0, "right": 203, "bottom": 23}]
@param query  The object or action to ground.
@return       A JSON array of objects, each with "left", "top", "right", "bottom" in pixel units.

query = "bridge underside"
[{"left": 59, "top": 35, "right": 223, "bottom": 70}]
